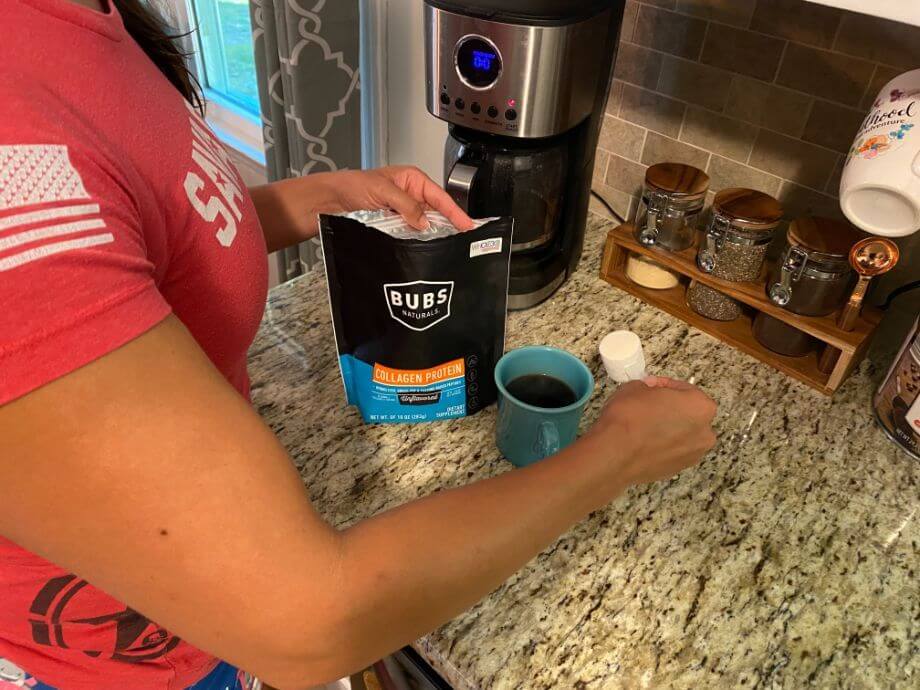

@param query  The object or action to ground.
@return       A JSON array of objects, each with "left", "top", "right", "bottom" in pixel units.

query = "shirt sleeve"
[{"left": 0, "top": 114, "right": 172, "bottom": 405}]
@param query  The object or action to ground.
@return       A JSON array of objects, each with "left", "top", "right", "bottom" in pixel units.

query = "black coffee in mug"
[{"left": 506, "top": 374, "right": 577, "bottom": 409}]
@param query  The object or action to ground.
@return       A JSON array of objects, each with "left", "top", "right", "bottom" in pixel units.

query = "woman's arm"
[
  {"left": 250, "top": 167, "right": 475, "bottom": 253},
  {"left": 0, "top": 317, "right": 715, "bottom": 690}
]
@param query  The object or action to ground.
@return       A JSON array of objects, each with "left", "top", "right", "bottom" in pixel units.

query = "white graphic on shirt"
[
  {"left": 0, "top": 148, "right": 112, "bottom": 272},
  {"left": 0, "top": 202, "right": 100, "bottom": 231},
  {"left": 0, "top": 218, "right": 106, "bottom": 252},
  {"left": 183, "top": 105, "right": 245, "bottom": 248},
  {"left": 0, "top": 145, "right": 90, "bottom": 210},
  {"left": 0, "top": 232, "right": 114, "bottom": 272}
]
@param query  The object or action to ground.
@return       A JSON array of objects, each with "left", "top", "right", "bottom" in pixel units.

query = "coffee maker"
[{"left": 424, "top": 0, "right": 625, "bottom": 309}]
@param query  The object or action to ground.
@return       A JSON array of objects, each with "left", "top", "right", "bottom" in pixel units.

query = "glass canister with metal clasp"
[
  {"left": 688, "top": 188, "right": 783, "bottom": 321},
  {"left": 635, "top": 163, "right": 709, "bottom": 252},
  {"left": 754, "top": 217, "right": 864, "bottom": 357},
  {"left": 697, "top": 188, "right": 783, "bottom": 280},
  {"left": 767, "top": 217, "right": 863, "bottom": 315}
]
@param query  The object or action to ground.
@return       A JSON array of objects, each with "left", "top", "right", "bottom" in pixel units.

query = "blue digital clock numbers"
[
  {"left": 457, "top": 37, "right": 502, "bottom": 89},
  {"left": 472, "top": 50, "right": 496, "bottom": 72}
]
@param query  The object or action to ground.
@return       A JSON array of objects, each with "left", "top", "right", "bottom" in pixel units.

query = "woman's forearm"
[
  {"left": 272, "top": 382, "right": 715, "bottom": 688},
  {"left": 339, "top": 436, "right": 618, "bottom": 661},
  {"left": 271, "top": 434, "right": 624, "bottom": 688},
  {"left": 249, "top": 175, "right": 339, "bottom": 252}
]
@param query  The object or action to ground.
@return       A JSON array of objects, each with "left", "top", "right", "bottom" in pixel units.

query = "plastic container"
[
  {"left": 751, "top": 314, "right": 819, "bottom": 357},
  {"left": 625, "top": 253, "right": 680, "bottom": 290},
  {"left": 686, "top": 281, "right": 742, "bottom": 321}
]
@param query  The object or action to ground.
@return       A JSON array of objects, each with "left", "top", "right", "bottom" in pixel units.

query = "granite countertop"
[{"left": 248, "top": 215, "right": 918, "bottom": 689}]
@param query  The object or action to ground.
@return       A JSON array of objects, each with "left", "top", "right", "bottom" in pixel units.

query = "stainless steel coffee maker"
[{"left": 424, "top": 0, "right": 625, "bottom": 309}]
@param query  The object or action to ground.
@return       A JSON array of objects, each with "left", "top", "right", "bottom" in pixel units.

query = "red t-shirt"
[{"left": 0, "top": 1, "right": 269, "bottom": 688}]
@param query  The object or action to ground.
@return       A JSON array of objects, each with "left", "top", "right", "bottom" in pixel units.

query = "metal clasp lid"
[
  {"left": 697, "top": 213, "right": 731, "bottom": 273},
  {"left": 769, "top": 246, "right": 809, "bottom": 307},
  {"left": 638, "top": 191, "right": 669, "bottom": 246}
]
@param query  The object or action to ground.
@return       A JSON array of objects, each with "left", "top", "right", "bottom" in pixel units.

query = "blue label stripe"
[{"left": 339, "top": 355, "right": 467, "bottom": 424}]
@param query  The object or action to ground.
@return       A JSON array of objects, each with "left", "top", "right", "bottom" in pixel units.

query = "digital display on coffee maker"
[
  {"left": 456, "top": 37, "right": 502, "bottom": 89},
  {"left": 472, "top": 51, "right": 496, "bottom": 71}
]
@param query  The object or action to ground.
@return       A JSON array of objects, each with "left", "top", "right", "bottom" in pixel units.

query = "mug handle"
[{"left": 536, "top": 421, "right": 560, "bottom": 458}]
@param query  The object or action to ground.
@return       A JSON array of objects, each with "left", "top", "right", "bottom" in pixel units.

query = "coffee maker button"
[
  {"left": 440, "top": 93, "right": 450, "bottom": 106},
  {"left": 487, "top": 106, "right": 499, "bottom": 119},
  {"left": 455, "top": 98, "right": 466, "bottom": 110},
  {"left": 470, "top": 102, "right": 481, "bottom": 115},
  {"left": 505, "top": 108, "right": 518, "bottom": 121}
]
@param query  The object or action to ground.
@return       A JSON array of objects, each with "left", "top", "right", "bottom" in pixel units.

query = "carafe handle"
[{"left": 446, "top": 153, "right": 480, "bottom": 212}]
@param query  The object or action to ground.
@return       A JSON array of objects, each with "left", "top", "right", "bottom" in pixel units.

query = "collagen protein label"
[{"left": 320, "top": 211, "right": 513, "bottom": 424}]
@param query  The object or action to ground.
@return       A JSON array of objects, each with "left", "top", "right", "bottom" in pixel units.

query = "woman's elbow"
[
  {"left": 250, "top": 616, "right": 370, "bottom": 690},
  {"left": 255, "top": 650, "right": 366, "bottom": 690}
]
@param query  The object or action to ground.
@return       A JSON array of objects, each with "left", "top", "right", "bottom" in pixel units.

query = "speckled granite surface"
[{"left": 248, "top": 215, "right": 918, "bottom": 689}]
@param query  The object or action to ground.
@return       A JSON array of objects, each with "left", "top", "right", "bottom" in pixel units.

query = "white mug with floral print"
[{"left": 840, "top": 68, "right": 920, "bottom": 238}]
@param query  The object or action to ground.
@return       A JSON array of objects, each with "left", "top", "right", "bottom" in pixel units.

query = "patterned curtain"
[{"left": 250, "top": 0, "right": 362, "bottom": 278}]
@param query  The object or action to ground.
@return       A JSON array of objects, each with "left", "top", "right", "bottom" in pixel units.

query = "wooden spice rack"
[{"left": 600, "top": 224, "right": 883, "bottom": 396}]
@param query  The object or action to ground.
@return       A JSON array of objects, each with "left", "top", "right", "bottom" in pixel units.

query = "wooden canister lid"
[
  {"left": 644, "top": 162, "right": 709, "bottom": 200},
  {"left": 713, "top": 188, "right": 783, "bottom": 228},
  {"left": 788, "top": 216, "right": 866, "bottom": 258}
]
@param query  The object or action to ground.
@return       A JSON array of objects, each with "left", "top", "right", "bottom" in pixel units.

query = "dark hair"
[{"left": 113, "top": 0, "right": 204, "bottom": 114}]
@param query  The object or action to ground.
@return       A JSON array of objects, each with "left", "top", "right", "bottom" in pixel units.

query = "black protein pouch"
[{"left": 320, "top": 211, "right": 513, "bottom": 424}]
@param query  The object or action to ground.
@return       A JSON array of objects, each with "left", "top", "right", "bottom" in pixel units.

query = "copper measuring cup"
[{"left": 818, "top": 237, "right": 900, "bottom": 374}]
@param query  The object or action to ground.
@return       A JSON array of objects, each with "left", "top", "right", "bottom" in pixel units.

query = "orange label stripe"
[{"left": 373, "top": 359, "right": 465, "bottom": 387}]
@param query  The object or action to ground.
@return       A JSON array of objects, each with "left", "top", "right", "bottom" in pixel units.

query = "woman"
[{"left": 0, "top": 1, "right": 718, "bottom": 689}]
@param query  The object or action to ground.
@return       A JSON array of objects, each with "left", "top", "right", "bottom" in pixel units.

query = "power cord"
[
  {"left": 590, "top": 188, "right": 626, "bottom": 225},
  {"left": 882, "top": 279, "right": 920, "bottom": 310}
]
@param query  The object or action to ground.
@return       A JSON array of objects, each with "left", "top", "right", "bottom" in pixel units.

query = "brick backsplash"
[{"left": 592, "top": 0, "right": 920, "bottom": 227}]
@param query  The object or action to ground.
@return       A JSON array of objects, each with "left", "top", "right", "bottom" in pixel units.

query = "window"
[
  {"left": 171, "top": 0, "right": 265, "bottom": 163},
  {"left": 188, "top": 0, "right": 260, "bottom": 118}
]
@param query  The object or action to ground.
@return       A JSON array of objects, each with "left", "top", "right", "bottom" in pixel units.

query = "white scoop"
[{"left": 599, "top": 331, "right": 647, "bottom": 383}]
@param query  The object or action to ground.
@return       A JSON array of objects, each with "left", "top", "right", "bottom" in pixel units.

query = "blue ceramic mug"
[{"left": 494, "top": 346, "right": 595, "bottom": 468}]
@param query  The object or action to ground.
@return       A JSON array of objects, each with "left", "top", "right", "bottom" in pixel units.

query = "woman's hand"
[
  {"left": 578, "top": 378, "right": 718, "bottom": 492},
  {"left": 250, "top": 166, "right": 475, "bottom": 253},
  {"left": 333, "top": 166, "right": 476, "bottom": 231}
]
